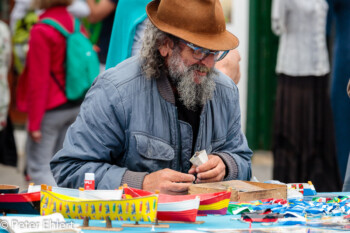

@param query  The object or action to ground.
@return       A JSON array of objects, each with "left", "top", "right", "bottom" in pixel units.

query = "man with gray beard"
[
  {"left": 50, "top": 0, "right": 253, "bottom": 194},
  {"left": 166, "top": 43, "right": 217, "bottom": 111}
]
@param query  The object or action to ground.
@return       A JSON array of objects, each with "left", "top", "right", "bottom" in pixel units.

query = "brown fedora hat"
[{"left": 146, "top": 0, "right": 239, "bottom": 51}]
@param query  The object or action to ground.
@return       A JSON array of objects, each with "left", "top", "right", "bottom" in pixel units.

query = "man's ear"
[{"left": 158, "top": 38, "right": 174, "bottom": 57}]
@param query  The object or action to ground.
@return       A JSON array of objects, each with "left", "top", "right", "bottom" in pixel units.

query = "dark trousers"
[{"left": 0, "top": 116, "right": 18, "bottom": 167}]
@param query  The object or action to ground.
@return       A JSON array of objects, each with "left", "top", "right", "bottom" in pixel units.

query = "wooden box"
[{"left": 188, "top": 180, "right": 287, "bottom": 202}]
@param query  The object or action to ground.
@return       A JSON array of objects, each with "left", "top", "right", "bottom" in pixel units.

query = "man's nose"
[{"left": 200, "top": 53, "right": 215, "bottom": 68}]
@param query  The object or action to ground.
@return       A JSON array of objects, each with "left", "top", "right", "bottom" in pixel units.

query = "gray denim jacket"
[{"left": 50, "top": 56, "right": 252, "bottom": 189}]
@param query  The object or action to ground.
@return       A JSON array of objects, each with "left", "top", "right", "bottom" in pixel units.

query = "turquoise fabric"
[{"left": 106, "top": 0, "right": 151, "bottom": 69}]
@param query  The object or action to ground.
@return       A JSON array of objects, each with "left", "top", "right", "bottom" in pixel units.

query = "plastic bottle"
[{"left": 84, "top": 173, "right": 95, "bottom": 190}]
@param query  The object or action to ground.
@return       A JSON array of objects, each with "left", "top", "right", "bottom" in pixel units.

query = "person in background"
[
  {"left": 66, "top": 0, "right": 91, "bottom": 18},
  {"left": 16, "top": 0, "right": 86, "bottom": 186},
  {"left": 86, "top": 0, "right": 118, "bottom": 71},
  {"left": 0, "top": 21, "right": 18, "bottom": 167},
  {"left": 10, "top": 0, "right": 34, "bottom": 33},
  {"left": 271, "top": 0, "right": 341, "bottom": 192},
  {"left": 10, "top": 0, "right": 90, "bottom": 182},
  {"left": 10, "top": 0, "right": 90, "bottom": 74},
  {"left": 51, "top": 0, "right": 252, "bottom": 194},
  {"left": 342, "top": 78, "right": 350, "bottom": 192},
  {"left": 0, "top": 21, "right": 11, "bottom": 138},
  {"left": 215, "top": 49, "right": 241, "bottom": 85},
  {"left": 326, "top": 0, "right": 350, "bottom": 183},
  {"left": 10, "top": 0, "right": 90, "bottom": 33},
  {"left": 106, "top": 0, "right": 242, "bottom": 85},
  {"left": 105, "top": 0, "right": 151, "bottom": 69}
]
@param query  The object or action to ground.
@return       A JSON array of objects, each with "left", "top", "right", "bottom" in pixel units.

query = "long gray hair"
[{"left": 140, "top": 21, "right": 170, "bottom": 79}]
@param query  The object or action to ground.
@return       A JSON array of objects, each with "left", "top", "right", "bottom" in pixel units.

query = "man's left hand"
[{"left": 188, "top": 154, "right": 226, "bottom": 183}]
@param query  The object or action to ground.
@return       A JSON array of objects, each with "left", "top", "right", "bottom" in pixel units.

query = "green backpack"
[
  {"left": 13, "top": 11, "right": 38, "bottom": 75},
  {"left": 41, "top": 17, "right": 100, "bottom": 101}
]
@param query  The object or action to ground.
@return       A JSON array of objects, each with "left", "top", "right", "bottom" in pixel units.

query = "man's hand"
[
  {"left": 143, "top": 168, "right": 195, "bottom": 195},
  {"left": 188, "top": 154, "right": 226, "bottom": 183},
  {"left": 30, "top": 130, "right": 42, "bottom": 143}
]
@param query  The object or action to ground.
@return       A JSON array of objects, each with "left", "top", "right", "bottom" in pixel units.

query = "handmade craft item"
[
  {"left": 195, "top": 191, "right": 231, "bottom": 215},
  {"left": 78, "top": 189, "right": 123, "bottom": 200},
  {"left": 40, "top": 190, "right": 158, "bottom": 222},
  {"left": 278, "top": 212, "right": 306, "bottom": 225},
  {"left": 190, "top": 150, "right": 208, "bottom": 166},
  {"left": 29, "top": 184, "right": 123, "bottom": 200},
  {"left": 0, "top": 191, "right": 40, "bottom": 215},
  {"left": 124, "top": 187, "right": 231, "bottom": 220},
  {"left": 241, "top": 212, "right": 283, "bottom": 223},
  {"left": 287, "top": 181, "right": 317, "bottom": 196},
  {"left": 124, "top": 187, "right": 200, "bottom": 222}
]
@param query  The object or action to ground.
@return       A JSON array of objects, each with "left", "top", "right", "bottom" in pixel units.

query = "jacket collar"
[
  {"left": 155, "top": 70, "right": 207, "bottom": 115},
  {"left": 156, "top": 71, "right": 175, "bottom": 105}
]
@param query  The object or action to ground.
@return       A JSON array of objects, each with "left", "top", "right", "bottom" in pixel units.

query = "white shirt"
[
  {"left": 0, "top": 21, "right": 11, "bottom": 130},
  {"left": 271, "top": 0, "right": 330, "bottom": 76}
]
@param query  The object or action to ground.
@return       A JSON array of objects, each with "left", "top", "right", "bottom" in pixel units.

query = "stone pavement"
[{"left": 0, "top": 130, "right": 273, "bottom": 192}]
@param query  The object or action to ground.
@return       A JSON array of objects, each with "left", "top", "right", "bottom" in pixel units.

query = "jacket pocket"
[{"left": 135, "top": 133, "right": 174, "bottom": 161}]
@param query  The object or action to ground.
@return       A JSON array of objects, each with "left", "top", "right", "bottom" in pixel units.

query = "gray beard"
[{"left": 167, "top": 48, "right": 217, "bottom": 111}]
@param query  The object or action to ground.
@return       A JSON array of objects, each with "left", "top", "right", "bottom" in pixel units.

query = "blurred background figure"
[
  {"left": 216, "top": 49, "right": 241, "bottom": 85},
  {"left": 10, "top": 0, "right": 90, "bottom": 76},
  {"left": 327, "top": 0, "right": 350, "bottom": 183},
  {"left": 66, "top": 0, "right": 90, "bottom": 18},
  {"left": 11, "top": 0, "right": 90, "bottom": 31},
  {"left": 10, "top": 0, "right": 35, "bottom": 33},
  {"left": 86, "top": 0, "right": 118, "bottom": 71},
  {"left": 15, "top": 0, "right": 85, "bottom": 186},
  {"left": 106, "top": 0, "right": 150, "bottom": 69},
  {"left": 106, "top": 0, "right": 242, "bottom": 85},
  {"left": 342, "top": 78, "right": 350, "bottom": 192},
  {"left": 271, "top": 0, "right": 341, "bottom": 192},
  {"left": 0, "top": 20, "right": 18, "bottom": 168}
]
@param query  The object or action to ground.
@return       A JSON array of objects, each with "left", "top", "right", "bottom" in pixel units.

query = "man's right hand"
[{"left": 143, "top": 168, "right": 195, "bottom": 195}]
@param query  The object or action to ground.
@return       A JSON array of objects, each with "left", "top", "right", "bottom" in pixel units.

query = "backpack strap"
[
  {"left": 50, "top": 71, "right": 66, "bottom": 95},
  {"left": 41, "top": 18, "right": 73, "bottom": 96},
  {"left": 73, "top": 18, "right": 81, "bottom": 33},
  {"left": 41, "top": 18, "right": 71, "bottom": 37}
]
